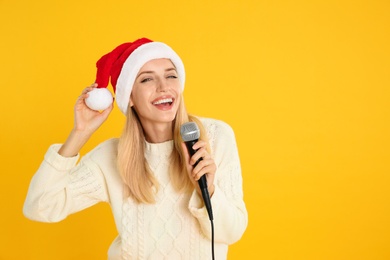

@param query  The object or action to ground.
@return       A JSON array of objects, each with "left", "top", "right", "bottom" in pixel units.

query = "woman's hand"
[
  {"left": 182, "top": 140, "right": 216, "bottom": 197},
  {"left": 74, "top": 83, "right": 113, "bottom": 135},
  {"left": 58, "top": 83, "right": 113, "bottom": 157}
]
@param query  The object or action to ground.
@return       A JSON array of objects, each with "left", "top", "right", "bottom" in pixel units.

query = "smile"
[{"left": 152, "top": 98, "right": 173, "bottom": 105}]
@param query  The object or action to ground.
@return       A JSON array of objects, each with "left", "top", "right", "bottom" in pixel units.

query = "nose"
[{"left": 157, "top": 79, "right": 169, "bottom": 92}]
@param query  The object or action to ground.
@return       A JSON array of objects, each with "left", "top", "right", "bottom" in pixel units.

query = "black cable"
[{"left": 211, "top": 219, "right": 215, "bottom": 260}]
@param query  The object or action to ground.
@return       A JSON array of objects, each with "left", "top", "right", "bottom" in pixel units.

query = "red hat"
[{"left": 86, "top": 38, "right": 185, "bottom": 114}]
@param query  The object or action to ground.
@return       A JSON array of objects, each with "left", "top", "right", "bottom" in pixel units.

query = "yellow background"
[{"left": 0, "top": 0, "right": 389, "bottom": 259}]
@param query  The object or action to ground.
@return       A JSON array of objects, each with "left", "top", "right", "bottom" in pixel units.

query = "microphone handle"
[{"left": 184, "top": 140, "right": 214, "bottom": 220}]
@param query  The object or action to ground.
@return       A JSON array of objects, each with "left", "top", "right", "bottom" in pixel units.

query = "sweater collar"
[{"left": 144, "top": 139, "right": 174, "bottom": 156}]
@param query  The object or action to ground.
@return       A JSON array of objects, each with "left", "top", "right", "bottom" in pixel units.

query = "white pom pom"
[{"left": 85, "top": 88, "right": 113, "bottom": 111}]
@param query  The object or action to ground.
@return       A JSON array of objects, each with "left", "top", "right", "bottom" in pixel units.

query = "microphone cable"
[{"left": 211, "top": 217, "right": 215, "bottom": 260}]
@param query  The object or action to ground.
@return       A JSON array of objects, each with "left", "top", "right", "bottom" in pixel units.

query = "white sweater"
[{"left": 23, "top": 118, "right": 248, "bottom": 260}]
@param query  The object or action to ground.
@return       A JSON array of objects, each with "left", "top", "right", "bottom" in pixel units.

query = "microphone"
[{"left": 180, "top": 122, "right": 213, "bottom": 221}]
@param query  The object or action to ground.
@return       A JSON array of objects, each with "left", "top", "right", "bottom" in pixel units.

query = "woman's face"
[{"left": 130, "top": 58, "right": 181, "bottom": 127}]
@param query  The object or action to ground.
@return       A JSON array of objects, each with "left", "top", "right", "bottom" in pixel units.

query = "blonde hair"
[{"left": 117, "top": 96, "right": 208, "bottom": 203}]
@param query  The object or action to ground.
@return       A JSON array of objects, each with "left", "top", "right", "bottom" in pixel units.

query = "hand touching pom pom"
[{"left": 85, "top": 88, "right": 113, "bottom": 111}]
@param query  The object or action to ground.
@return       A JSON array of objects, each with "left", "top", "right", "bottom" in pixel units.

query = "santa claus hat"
[{"left": 86, "top": 38, "right": 185, "bottom": 115}]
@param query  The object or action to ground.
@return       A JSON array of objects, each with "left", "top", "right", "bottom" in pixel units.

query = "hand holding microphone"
[{"left": 181, "top": 122, "right": 216, "bottom": 221}]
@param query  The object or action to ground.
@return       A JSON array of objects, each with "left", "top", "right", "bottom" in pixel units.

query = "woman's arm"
[
  {"left": 188, "top": 119, "right": 248, "bottom": 244},
  {"left": 23, "top": 144, "right": 109, "bottom": 222},
  {"left": 23, "top": 84, "right": 113, "bottom": 222},
  {"left": 59, "top": 83, "right": 113, "bottom": 157}
]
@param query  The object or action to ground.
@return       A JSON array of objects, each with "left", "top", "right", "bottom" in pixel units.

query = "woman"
[{"left": 23, "top": 38, "right": 248, "bottom": 259}]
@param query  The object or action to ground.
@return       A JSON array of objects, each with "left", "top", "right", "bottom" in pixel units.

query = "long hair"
[{"left": 117, "top": 95, "right": 209, "bottom": 203}]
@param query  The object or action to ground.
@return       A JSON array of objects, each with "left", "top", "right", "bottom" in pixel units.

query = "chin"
[{"left": 158, "top": 114, "right": 177, "bottom": 123}]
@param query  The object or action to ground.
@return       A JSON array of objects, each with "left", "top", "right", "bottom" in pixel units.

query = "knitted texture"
[
  {"left": 23, "top": 118, "right": 248, "bottom": 259},
  {"left": 121, "top": 141, "right": 211, "bottom": 259}
]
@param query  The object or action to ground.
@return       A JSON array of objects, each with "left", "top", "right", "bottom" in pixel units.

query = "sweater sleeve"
[
  {"left": 188, "top": 119, "right": 248, "bottom": 244},
  {"left": 23, "top": 143, "right": 109, "bottom": 223}
]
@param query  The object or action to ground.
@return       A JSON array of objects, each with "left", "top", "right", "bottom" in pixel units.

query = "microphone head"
[{"left": 180, "top": 122, "right": 200, "bottom": 142}]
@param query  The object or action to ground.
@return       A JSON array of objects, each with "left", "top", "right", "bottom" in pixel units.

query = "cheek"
[
  {"left": 130, "top": 89, "right": 150, "bottom": 106},
  {"left": 171, "top": 82, "right": 182, "bottom": 95}
]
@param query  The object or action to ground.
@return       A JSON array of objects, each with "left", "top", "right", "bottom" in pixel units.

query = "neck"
[{"left": 141, "top": 121, "right": 173, "bottom": 143}]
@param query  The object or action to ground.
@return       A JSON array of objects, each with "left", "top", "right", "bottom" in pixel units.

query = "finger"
[
  {"left": 100, "top": 101, "right": 114, "bottom": 116},
  {"left": 88, "top": 82, "right": 98, "bottom": 88},
  {"left": 190, "top": 147, "right": 209, "bottom": 165},
  {"left": 81, "top": 88, "right": 92, "bottom": 95},
  {"left": 193, "top": 163, "right": 216, "bottom": 181},
  {"left": 192, "top": 157, "right": 215, "bottom": 176},
  {"left": 192, "top": 140, "right": 207, "bottom": 151},
  {"left": 192, "top": 157, "right": 215, "bottom": 173},
  {"left": 77, "top": 93, "right": 89, "bottom": 102},
  {"left": 81, "top": 83, "right": 98, "bottom": 94}
]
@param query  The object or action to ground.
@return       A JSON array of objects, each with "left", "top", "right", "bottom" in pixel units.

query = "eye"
[
  {"left": 140, "top": 78, "right": 152, "bottom": 83},
  {"left": 167, "top": 75, "right": 178, "bottom": 79}
]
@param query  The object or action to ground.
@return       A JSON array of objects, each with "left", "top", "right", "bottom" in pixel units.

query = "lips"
[
  {"left": 152, "top": 97, "right": 173, "bottom": 105},
  {"left": 152, "top": 96, "right": 175, "bottom": 110}
]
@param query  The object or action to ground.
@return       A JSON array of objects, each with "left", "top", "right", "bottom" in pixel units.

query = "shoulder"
[
  {"left": 196, "top": 117, "right": 237, "bottom": 153},
  {"left": 195, "top": 117, "right": 240, "bottom": 165},
  {"left": 87, "top": 138, "right": 119, "bottom": 162},
  {"left": 198, "top": 117, "right": 236, "bottom": 140},
  {"left": 92, "top": 138, "right": 118, "bottom": 152}
]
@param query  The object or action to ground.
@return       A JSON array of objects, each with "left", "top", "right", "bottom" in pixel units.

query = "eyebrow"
[{"left": 136, "top": 67, "right": 177, "bottom": 79}]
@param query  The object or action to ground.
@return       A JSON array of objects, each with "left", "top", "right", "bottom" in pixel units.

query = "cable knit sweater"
[{"left": 23, "top": 118, "right": 248, "bottom": 260}]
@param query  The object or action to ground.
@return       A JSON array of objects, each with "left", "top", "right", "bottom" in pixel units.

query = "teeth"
[{"left": 153, "top": 98, "right": 173, "bottom": 105}]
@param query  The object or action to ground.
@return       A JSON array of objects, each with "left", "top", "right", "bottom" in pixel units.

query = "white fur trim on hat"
[{"left": 116, "top": 42, "right": 185, "bottom": 115}]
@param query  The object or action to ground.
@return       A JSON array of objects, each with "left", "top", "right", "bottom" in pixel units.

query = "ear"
[{"left": 129, "top": 96, "right": 134, "bottom": 107}]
